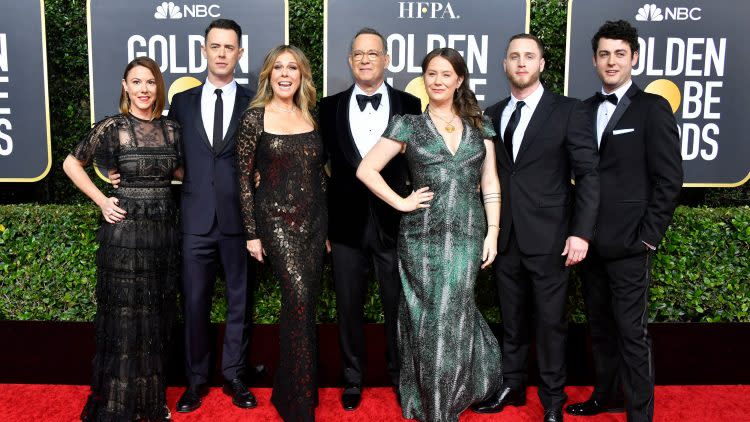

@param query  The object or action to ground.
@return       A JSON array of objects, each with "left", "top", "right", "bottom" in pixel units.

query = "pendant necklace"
[{"left": 429, "top": 109, "right": 457, "bottom": 133}]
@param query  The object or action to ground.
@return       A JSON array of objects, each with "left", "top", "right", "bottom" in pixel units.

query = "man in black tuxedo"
[
  {"left": 473, "top": 34, "right": 600, "bottom": 422},
  {"left": 565, "top": 21, "right": 683, "bottom": 422},
  {"left": 170, "top": 19, "right": 257, "bottom": 412},
  {"left": 318, "top": 27, "right": 421, "bottom": 411}
]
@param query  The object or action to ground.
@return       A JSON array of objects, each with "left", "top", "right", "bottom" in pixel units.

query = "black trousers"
[
  {"left": 494, "top": 229, "right": 569, "bottom": 410},
  {"left": 182, "top": 217, "right": 253, "bottom": 385},
  {"left": 331, "top": 217, "right": 401, "bottom": 387},
  {"left": 581, "top": 248, "right": 655, "bottom": 422}
]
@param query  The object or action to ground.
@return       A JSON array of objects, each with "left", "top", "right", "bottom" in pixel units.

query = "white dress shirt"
[
  {"left": 500, "top": 83, "right": 545, "bottom": 161},
  {"left": 201, "top": 79, "right": 237, "bottom": 145},
  {"left": 349, "top": 83, "right": 390, "bottom": 158},
  {"left": 596, "top": 79, "right": 632, "bottom": 147}
]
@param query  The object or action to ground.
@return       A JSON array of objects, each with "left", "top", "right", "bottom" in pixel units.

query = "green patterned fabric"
[{"left": 383, "top": 112, "right": 502, "bottom": 422}]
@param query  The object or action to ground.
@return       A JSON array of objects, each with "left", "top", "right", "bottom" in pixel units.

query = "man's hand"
[
  {"left": 562, "top": 235, "right": 589, "bottom": 266},
  {"left": 107, "top": 170, "right": 121, "bottom": 189}
]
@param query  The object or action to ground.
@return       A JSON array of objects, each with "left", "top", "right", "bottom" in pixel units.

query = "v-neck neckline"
[{"left": 425, "top": 112, "right": 465, "bottom": 157}]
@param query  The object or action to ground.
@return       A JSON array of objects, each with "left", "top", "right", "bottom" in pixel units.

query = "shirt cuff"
[{"left": 642, "top": 240, "right": 656, "bottom": 250}]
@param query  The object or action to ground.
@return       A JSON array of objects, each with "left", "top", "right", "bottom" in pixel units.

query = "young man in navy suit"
[
  {"left": 565, "top": 20, "right": 683, "bottom": 422},
  {"left": 169, "top": 19, "right": 257, "bottom": 413},
  {"left": 318, "top": 28, "right": 421, "bottom": 411}
]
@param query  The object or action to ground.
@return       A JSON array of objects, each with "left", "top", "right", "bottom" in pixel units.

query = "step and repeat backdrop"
[
  {"left": 324, "top": 0, "right": 529, "bottom": 108},
  {"left": 566, "top": 0, "right": 749, "bottom": 186},
  {"left": 1, "top": 0, "right": 748, "bottom": 186},
  {"left": 0, "top": 0, "right": 50, "bottom": 182}
]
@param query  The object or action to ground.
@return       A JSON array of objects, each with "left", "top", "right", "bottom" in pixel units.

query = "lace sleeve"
[
  {"left": 71, "top": 116, "right": 119, "bottom": 169},
  {"left": 235, "top": 107, "right": 263, "bottom": 240},
  {"left": 164, "top": 118, "right": 183, "bottom": 169}
]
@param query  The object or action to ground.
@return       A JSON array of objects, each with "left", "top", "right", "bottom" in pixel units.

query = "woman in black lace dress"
[
  {"left": 236, "top": 45, "right": 327, "bottom": 422},
  {"left": 63, "top": 57, "right": 181, "bottom": 422}
]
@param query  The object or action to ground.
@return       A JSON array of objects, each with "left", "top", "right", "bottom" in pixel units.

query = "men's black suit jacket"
[
  {"left": 583, "top": 84, "right": 683, "bottom": 258},
  {"left": 485, "top": 89, "right": 600, "bottom": 255},
  {"left": 318, "top": 84, "right": 421, "bottom": 248},
  {"left": 168, "top": 84, "right": 255, "bottom": 235}
]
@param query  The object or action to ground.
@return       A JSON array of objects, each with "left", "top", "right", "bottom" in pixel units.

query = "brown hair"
[
  {"left": 118, "top": 57, "right": 165, "bottom": 119},
  {"left": 421, "top": 48, "right": 482, "bottom": 128},
  {"left": 250, "top": 45, "right": 317, "bottom": 128}
]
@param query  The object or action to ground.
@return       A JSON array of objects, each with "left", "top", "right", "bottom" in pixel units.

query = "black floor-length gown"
[
  {"left": 72, "top": 114, "right": 181, "bottom": 421},
  {"left": 236, "top": 107, "right": 327, "bottom": 421}
]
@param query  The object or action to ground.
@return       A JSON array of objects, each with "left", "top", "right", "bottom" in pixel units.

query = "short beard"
[{"left": 508, "top": 70, "right": 540, "bottom": 91}]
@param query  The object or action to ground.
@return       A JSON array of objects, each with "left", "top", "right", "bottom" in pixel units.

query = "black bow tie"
[
  {"left": 595, "top": 92, "right": 618, "bottom": 106},
  {"left": 356, "top": 93, "right": 382, "bottom": 111}
]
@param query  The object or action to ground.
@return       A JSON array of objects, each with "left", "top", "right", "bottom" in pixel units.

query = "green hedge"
[{"left": 1, "top": 204, "right": 748, "bottom": 323}]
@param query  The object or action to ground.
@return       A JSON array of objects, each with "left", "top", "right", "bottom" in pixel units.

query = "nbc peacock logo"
[
  {"left": 635, "top": 4, "right": 664, "bottom": 21},
  {"left": 154, "top": 2, "right": 183, "bottom": 19}
]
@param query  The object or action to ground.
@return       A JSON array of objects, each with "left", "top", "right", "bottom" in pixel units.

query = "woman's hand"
[
  {"left": 398, "top": 186, "right": 434, "bottom": 212},
  {"left": 246, "top": 239, "right": 266, "bottom": 263},
  {"left": 480, "top": 231, "right": 498, "bottom": 269},
  {"left": 98, "top": 197, "right": 126, "bottom": 224}
]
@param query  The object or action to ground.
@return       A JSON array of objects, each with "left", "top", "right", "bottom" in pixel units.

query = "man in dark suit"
[
  {"left": 472, "top": 34, "right": 600, "bottom": 422},
  {"left": 565, "top": 21, "right": 683, "bottom": 422},
  {"left": 318, "top": 27, "right": 421, "bottom": 411},
  {"left": 171, "top": 19, "right": 257, "bottom": 413}
]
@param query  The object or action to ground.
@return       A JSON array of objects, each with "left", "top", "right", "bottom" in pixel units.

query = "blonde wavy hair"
[{"left": 250, "top": 45, "right": 317, "bottom": 127}]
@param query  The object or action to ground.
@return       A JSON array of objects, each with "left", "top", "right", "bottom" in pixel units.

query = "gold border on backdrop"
[
  {"left": 563, "top": 0, "right": 748, "bottom": 188},
  {"left": 323, "top": 0, "right": 531, "bottom": 97},
  {"left": 86, "top": 0, "right": 290, "bottom": 182},
  {"left": 1, "top": 0, "right": 52, "bottom": 182}
]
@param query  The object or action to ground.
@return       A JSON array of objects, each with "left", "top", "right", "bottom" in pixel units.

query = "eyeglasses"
[{"left": 351, "top": 50, "right": 384, "bottom": 62}]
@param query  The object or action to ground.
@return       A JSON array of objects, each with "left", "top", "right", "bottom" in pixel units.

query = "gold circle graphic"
[
  {"left": 404, "top": 76, "right": 429, "bottom": 111},
  {"left": 644, "top": 79, "right": 681, "bottom": 114},
  {"left": 168, "top": 76, "right": 203, "bottom": 105}
]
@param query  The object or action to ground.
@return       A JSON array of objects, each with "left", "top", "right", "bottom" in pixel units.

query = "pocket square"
[{"left": 612, "top": 128, "right": 635, "bottom": 135}]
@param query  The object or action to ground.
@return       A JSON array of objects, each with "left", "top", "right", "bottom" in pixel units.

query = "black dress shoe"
[
  {"left": 565, "top": 398, "right": 625, "bottom": 416},
  {"left": 223, "top": 378, "right": 257, "bottom": 409},
  {"left": 471, "top": 385, "right": 526, "bottom": 413},
  {"left": 341, "top": 384, "right": 362, "bottom": 411},
  {"left": 544, "top": 408, "right": 563, "bottom": 422},
  {"left": 176, "top": 384, "right": 208, "bottom": 413}
]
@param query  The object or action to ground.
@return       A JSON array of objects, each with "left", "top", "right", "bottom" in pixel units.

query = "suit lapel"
[
  {"left": 386, "top": 83, "right": 401, "bottom": 119},
  {"left": 336, "top": 85, "right": 362, "bottom": 166},
  {"left": 191, "top": 88, "right": 214, "bottom": 153},
  {"left": 515, "top": 90, "right": 556, "bottom": 164},
  {"left": 600, "top": 83, "right": 639, "bottom": 152},
  {"left": 491, "top": 98, "right": 512, "bottom": 168},
  {"left": 215, "top": 85, "right": 249, "bottom": 155}
]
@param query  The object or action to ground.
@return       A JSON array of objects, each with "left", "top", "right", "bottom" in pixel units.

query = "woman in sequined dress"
[
  {"left": 235, "top": 45, "right": 327, "bottom": 422},
  {"left": 357, "top": 48, "right": 502, "bottom": 422},
  {"left": 63, "top": 57, "right": 180, "bottom": 421}
]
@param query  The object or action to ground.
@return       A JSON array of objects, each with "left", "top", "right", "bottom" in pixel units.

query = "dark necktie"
[
  {"left": 503, "top": 101, "right": 525, "bottom": 162},
  {"left": 213, "top": 88, "right": 223, "bottom": 146},
  {"left": 595, "top": 92, "right": 618, "bottom": 105},
  {"left": 355, "top": 93, "right": 382, "bottom": 111}
]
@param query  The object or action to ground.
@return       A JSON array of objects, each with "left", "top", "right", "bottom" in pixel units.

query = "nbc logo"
[
  {"left": 636, "top": 3, "right": 663, "bottom": 21},
  {"left": 154, "top": 2, "right": 182, "bottom": 19}
]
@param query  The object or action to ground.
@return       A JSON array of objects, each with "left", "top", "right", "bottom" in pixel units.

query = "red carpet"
[{"left": 0, "top": 384, "right": 748, "bottom": 421}]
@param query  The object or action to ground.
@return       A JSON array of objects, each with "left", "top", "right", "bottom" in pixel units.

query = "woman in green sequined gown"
[{"left": 357, "top": 48, "right": 502, "bottom": 422}]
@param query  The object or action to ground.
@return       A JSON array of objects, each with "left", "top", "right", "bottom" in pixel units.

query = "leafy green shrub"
[{"left": 2, "top": 205, "right": 748, "bottom": 323}]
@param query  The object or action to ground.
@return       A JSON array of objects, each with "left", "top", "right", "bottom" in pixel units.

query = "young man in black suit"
[
  {"left": 170, "top": 19, "right": 257, "bottom": 413},
  {"left": 566, "top": 21, "right": 683, "bottom": 422},
  {"left": 318, "top": 27, "right": 421, "bottom": 411},
  {"left": 472, "top": 34, "right": 600, "bottom": 422}
]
